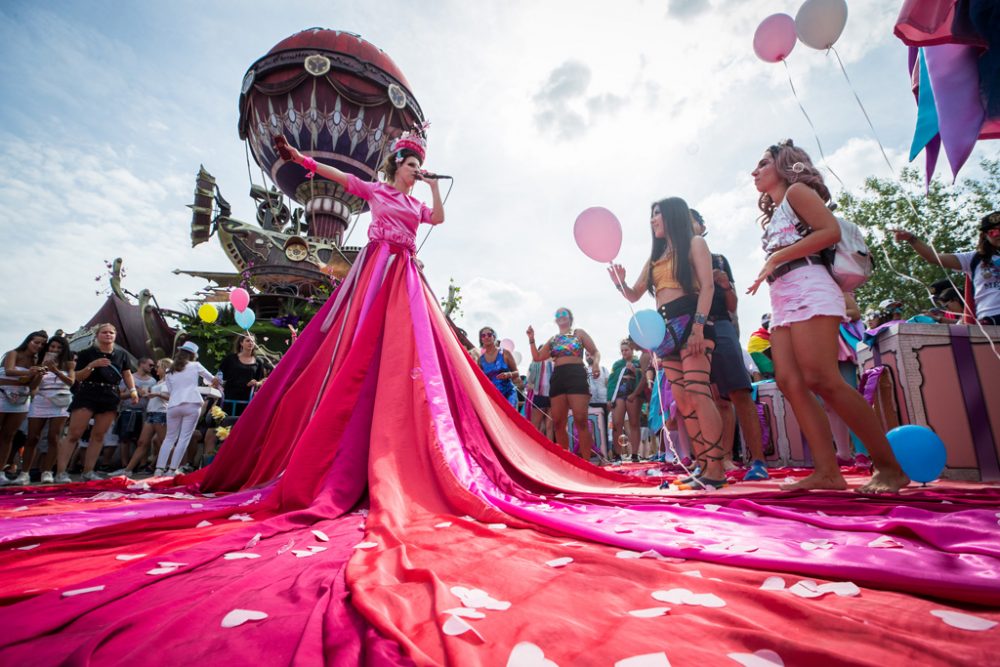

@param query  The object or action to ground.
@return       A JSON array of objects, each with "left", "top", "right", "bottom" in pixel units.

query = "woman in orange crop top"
[{"left": 608, "top": 197, "right": 726, "bottom": 489}]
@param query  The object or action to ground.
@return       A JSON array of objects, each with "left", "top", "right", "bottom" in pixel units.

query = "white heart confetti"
[
  {"left": 435, "top": 521, "right": 453, "bottom": 529},
  {"left": 223, "top": 552, "right": 261, "bottom": 560},
  {"left": 817, "top": 582, "right": 860, "bottom": 597},
  {"left": 353, "top": 542, "right": 378, "bottom": 550},
  {"left": 451, "top": 586, "right": 511, "bottom": 611},
  {"left": 760, "top": 576, "right": 786, "bottom": 591},
  {"left": 115, "top": 554, "right": 146, "bottom": 561},
  {"left": 651, "top": 588, "right": 726, "bottom": 608},
  {"left": 627, "top": 607, "right": 671, "bottom": 618},
  {"left": 616, "top": 550, "right": 642, "bottom": 559},
  {"left": 196, "top": 520, "right": 212, "bottom": 528},
  {"left": 228, "top": 513, "right": 253, "bottom": 522},
  {"left": 245, "top": 533, "right": 262, "bottom": 548},
  {"left": 506, "top": 641, "right": 559, "bottom": 667},
  {"left": 221, "top": 609, "right": 268, "bottom": 628},
  {"left": 291, "top": 549, "right": 318, "bottom": 558},
  {"left": 727, "top": 649, "right": 785, "bottom": 666},
  {"left": 612, "top": 526, "right": 633, "bottom": 534},
  {"left": 788, "top": 580, "right": 824, "bottom": 599},
  {"left": 800, "top": 539, "right": 832, "bottom": 552},
  {"left": 681, "top": 570, "right": 703, "bottom": 578},
  {"left": 930, "top": 609, "right": 998, "bottom": 631},
  {"left": 190, "top": 503, "right": 204, "bottom": 509},
  {"left": 441, "top": 614, "right": 484, "bottom": 641},
  {"left": 62, "top": 585, "right": 105, "bottom": 597},
  {"left": 867, "top": 535, "right": 904, "bottom": 549},
  {"left": 546, "top": 557, "right": 573, "bottom": 568},
  {"left": 11, "top": 506, "right": 29, "bottom": 512},
  {"left": 311, "top": 529, "right": 329, "bottom": 542},
  {"left": 615, "top": 653, "right": 672, "bottom": 667},
  {"left": 146, "top": 567, "right": 178, "bottom": 576},
  {"left": 487, "top": 523, "right": 508, "bottom": 530},
  {"left": 703, "top": 504, "right": 722, "bottom": 512},
  {"left": 443, "top": 607, "right": 486, "bottom": 619},
  {"left": 158, "top": 562, "right": 186, "bottom": 568},
  {"left": 15, "top": 544, "right": 41, "bottom": 551}
]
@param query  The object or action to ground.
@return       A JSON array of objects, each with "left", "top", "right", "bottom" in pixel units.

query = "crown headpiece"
[{"left": 390, "top": 121, "right": 430, "bottom": 163}]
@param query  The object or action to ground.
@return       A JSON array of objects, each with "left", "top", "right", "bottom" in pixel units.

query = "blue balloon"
[
  {"left": 886, "top": 425, "right": 947, "bottom": 483},
  {"left": 628, "top": 310, "right": 666, "bottom": 350},
  {"left": 234, "top": 308, "right": 256, "bottom": 330}
]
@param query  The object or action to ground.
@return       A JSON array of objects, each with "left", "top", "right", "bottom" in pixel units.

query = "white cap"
[{"left": 179, "top": 341, "right": 199, "bottom": 356}]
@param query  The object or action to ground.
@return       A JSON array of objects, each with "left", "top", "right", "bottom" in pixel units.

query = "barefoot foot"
[
  {"left": 856, "top": 468, "right": 910, "bottom": 494},
  {"left": 779, "top": 471, "right": 848, "bottom": 491}
]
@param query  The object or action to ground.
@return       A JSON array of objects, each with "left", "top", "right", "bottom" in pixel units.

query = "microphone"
[{"left": 419, "top": 172, "right": 453, "bottom": 180}]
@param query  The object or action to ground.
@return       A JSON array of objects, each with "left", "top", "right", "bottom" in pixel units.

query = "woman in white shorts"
[
  {"left": 0, "top": 331, "right": 47, "bottom": 485},
  {"left": 747, "top": 140, "right": 908, "bottom": 494},
  {"left": 23, "top": 336, "right": 76, "bottom": 485}
]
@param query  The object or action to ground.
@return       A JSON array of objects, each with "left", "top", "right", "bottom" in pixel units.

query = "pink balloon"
[
  {"left": 500, "top": 338, "right": 515, "bottom": 353},
  {"left": 753, "top": 13, "right": 797, "bottom": 63},
  {"left": 229, "top": 287, "right": 250, "bottom": 313},
  {"left": 573, "top": 207, "right": 622, "bottom": 263}
]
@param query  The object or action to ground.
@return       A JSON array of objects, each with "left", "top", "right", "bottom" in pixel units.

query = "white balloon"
[{"left": 795, "top": 0, "right": 848, "bottom": 50}]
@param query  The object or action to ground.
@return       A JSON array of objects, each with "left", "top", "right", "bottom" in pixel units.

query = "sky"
[{"left": 1, "top": 0, "right": 997, "bottom": 366}]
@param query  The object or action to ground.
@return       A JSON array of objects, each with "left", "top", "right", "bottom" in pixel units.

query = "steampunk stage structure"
[{"left": 181, "top": 28, "right": 426, "bottom": 317}]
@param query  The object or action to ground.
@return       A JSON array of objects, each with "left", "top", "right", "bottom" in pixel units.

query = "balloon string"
[
  {"left": 781, "top": 59, "right": 846, "bottom": 189},
  {"left": 828, "top": 47, "right": 1000, "bottom": 362},
  {"left": 607, "top": 261, "right": 643, "bottom": 336}
]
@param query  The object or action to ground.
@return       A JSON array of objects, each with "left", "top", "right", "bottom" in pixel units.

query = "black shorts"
[
  {"left": 533, "top": 395, "right": 551, "bottom": 409},
  {"left": 549, "top": 364, "right": 590, "bottom": 397},
  {"left": 709, "top": 319, "right": 752, "bottom": 398},
  {"left": 69, "top": 385, "right": 120, "bottom": 416}
]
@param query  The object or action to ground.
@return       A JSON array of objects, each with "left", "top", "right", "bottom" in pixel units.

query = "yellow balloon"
[{"left": 198, "top": 303, "right": 219, "bottom": 323}]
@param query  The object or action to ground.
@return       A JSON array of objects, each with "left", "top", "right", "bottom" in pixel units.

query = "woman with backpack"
[
  {"left": 746, "top": 139, "right": 908, "bottom": 493},
  {"left": 894, "top": 212, "right": 1000, "bottom": 325}
]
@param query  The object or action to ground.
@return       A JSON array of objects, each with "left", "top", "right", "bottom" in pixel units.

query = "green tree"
[
  {"left": 440, "top": 278, "right": 463, "bottom": 318},
  {"left": 837, "top": 158, "right": 1000, "bottom": 317}
]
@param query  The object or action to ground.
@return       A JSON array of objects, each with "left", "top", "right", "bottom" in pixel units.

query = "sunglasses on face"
[
  {"left": 480, "top": 332, "right": 495, "bottom": 339},
  {"left": 554, "top": 311, "right": 570, "bottom": 319}
]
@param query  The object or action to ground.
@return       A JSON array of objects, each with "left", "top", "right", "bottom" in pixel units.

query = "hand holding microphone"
[{"left": 418, "top": 170, "right": 452, "bottom": 180}]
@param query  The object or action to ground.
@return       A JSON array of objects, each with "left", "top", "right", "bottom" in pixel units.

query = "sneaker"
[
  {"left": 54, "top": 472, "right": 72, "bottom": 484},
  {"left": 110, "top": 468, "right": 131, "bottom": 478},
  {"left": 153, "top": 468, "right": 165, "bottom": 477},
  {"left": 631, "top": 454, "right": 641, "bottom": 463},
  {"left": 13, "top": 472, "right": 30, "bottom": 486},
  {"left": 165, "top": 468, "right": 177, "bottom": 477},
  {"left": 744, "top": 460, "right": 770, "bottom": 481},
  {"left": 40, "top": 471, "right": 54, "bottom": 484},
  {"left": 0, "top": 475, "right": 11, "bottom": 486},
  {"left": 676, "top": 475, "right": 728, "bottom": 491},
  {"left": 82, "top": 471, "right": 104, "bottom": 482}
]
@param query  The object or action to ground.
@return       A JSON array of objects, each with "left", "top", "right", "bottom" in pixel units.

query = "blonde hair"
[
  {"left": 95, "top": 323, "right": 117, "bottom": 334},
  {"left": 758, "top": 140, "right": 831, "bottom": 227}
]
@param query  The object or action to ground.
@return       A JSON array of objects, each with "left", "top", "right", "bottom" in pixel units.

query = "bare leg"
[
  {"left": 23, "top": 418, "right": 45, "bottom": 475},
  {"left": 730, "top": 389, "right": 765, "bottom": 462},
  {"left": 611, "top": 399, "right": 626, "bottom": 457},
  {"left": 771, "top": 325, "right": 847, "bottom": 491},
  {"left": 625, "top": 395, "right": 642, "bottom": 459},
  {"left": 550, "top": 395, "right": 570, "bottom": 450},
  {"left": 0, "top": 413, "right": 27, "bottom": 475},
  {"left": 82, "top": 412, "right": 116, "bottom": 475},
  {"left": 57, "top": 409, "right": 93, "bottom": 475},
  {"left": 568, "top": 393, "right": 593, "bottom": 460},
  {"left": 716, "top": 397, "right": 736, "bottom": 464}
]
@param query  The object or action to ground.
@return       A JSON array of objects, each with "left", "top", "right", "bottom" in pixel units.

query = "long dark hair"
[
  {"left": 170, "top": 349, "right": 195, "bottom": 374},
  {"left": 14, "top": 330, "right": 48, "bottom": 365},
  {"left": 45, "top": 335, "right": 74, "bottom": 370},
  {"left": 976, "top": 211, "right": 999, "bottom": 259},
  {"left": 647, "top": 197, "right": 696, "bottom": 295}
]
